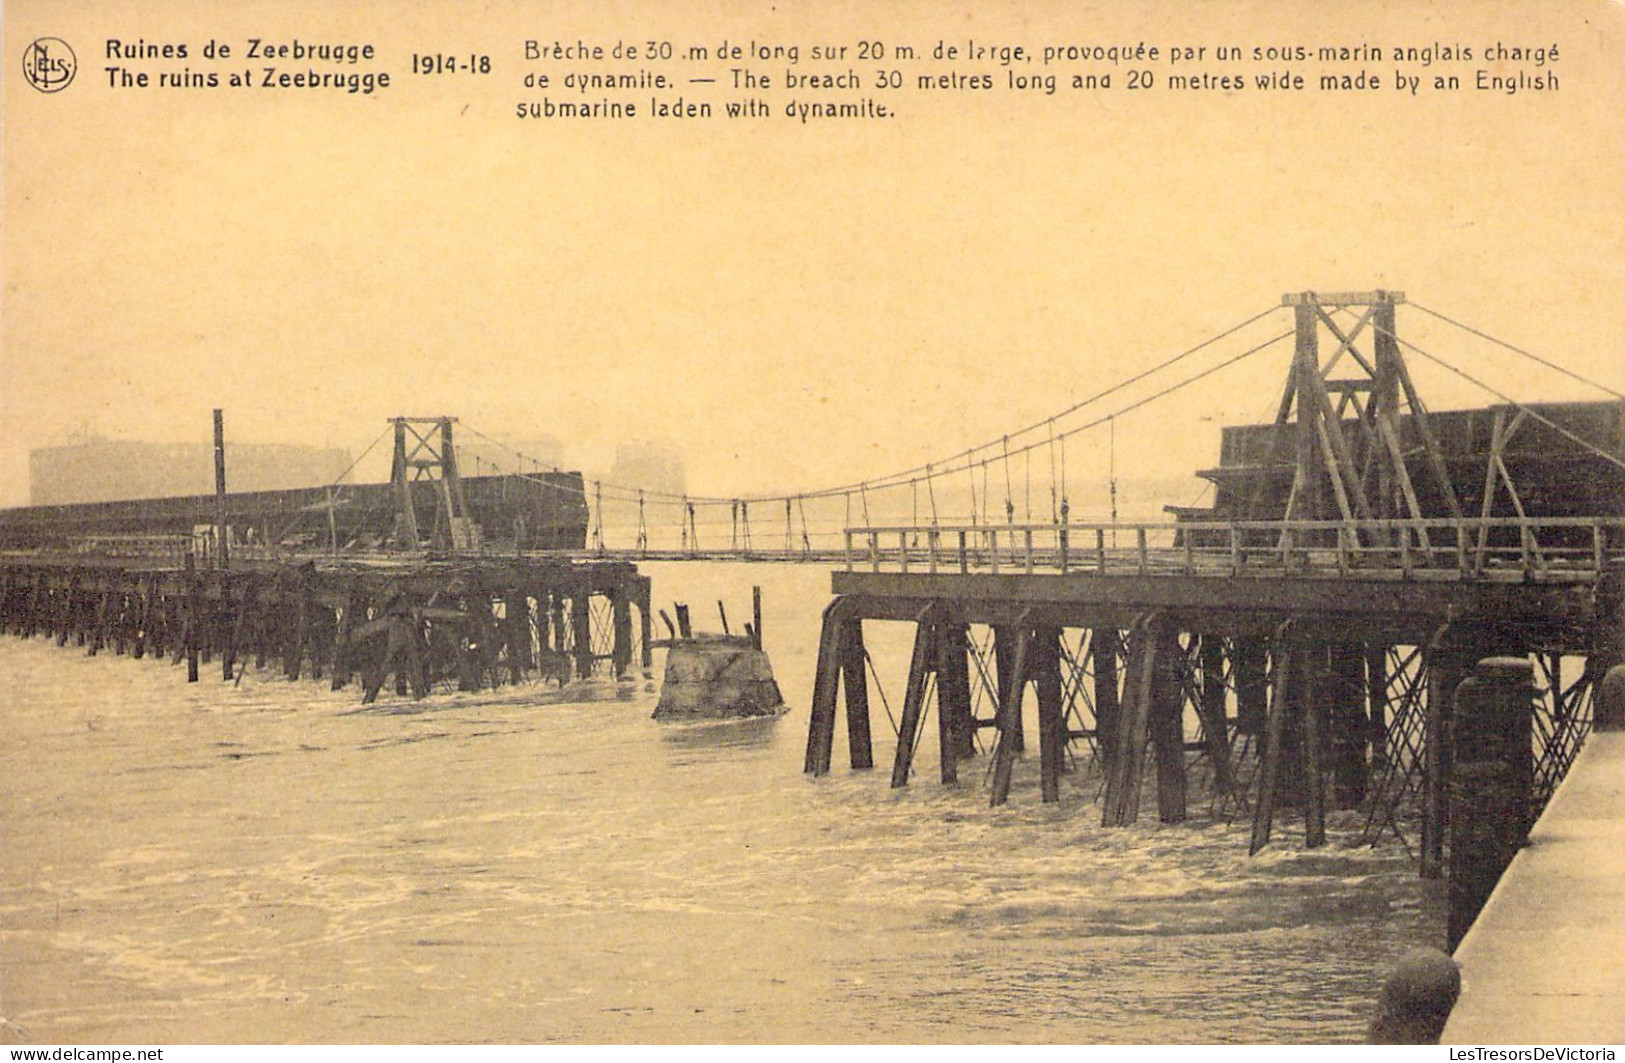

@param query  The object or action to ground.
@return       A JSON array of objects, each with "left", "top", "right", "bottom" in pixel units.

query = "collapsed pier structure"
[
  {"left": 0, "top": 417, "right": 653, "bottom": 701},
  {"left": 805, "top": 291, "right": 1625, "bottom": 870}
]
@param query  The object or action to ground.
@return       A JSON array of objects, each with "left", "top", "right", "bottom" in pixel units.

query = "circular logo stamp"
[{"left": 23, "top": 37, "right": 76, "bottom": 93}]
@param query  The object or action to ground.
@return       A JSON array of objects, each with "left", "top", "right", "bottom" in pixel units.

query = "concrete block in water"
[{"left": 653, "top": 636, "right": 785, "bottom": 720}]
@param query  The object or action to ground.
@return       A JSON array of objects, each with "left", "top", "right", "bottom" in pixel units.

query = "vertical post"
[
  {"left": 1250, "top": 624, "right": 1295, "bottom": 854},
  {"left": 1148, "top": 623, "right": 1188, "bottom": 824},
  {"left": 936, "top": 619, "right": 975, "bottom": 771},
  {"left": 611, "top": 587, "right": 633, "bottom": 678},
  {"left": 1233, "top": 636, "right": 1269, "bottom": 738},
  {"left": 572, "top": 591, "right": 593, "bottom": 680},
  {"left": 439, "top": 418, "right": 470, "bottom": 547},
  {"left": 1092, "top": 628, "right": 1121, "bottom": 769},
  {"left": 637, "top": 577, "right": 654, "bottom": 671},
  {"left": 804, "top": 601, "right": 845, "bottom": 776},
  {"left": 1300, "top": 641, "right": 1326, "bottom": 848},
  {"left": 213, "top": 409, "right": 229, "bottom": 569},
  {"left": 1034, "top": 626, "right": 1066, "bottom": 803},
  {"left": 1292, "top": 299, "right": 1323, "bottom": 522},
  {"left": 891, "top": 615, "right": 939, "bottom": 788},
  {"left": 1199, "top": 634, "right": 1237, "bottom": 801},
  {"left": 841, "top": 618, "right": 873, "bottom": 770},
  {"left": 1366, "top": 643, "right": 1390, "bottom": 770},
  {"left": 184, "top": 552, "right": 200, "bottom": 683},
  {"left": 331, "top": 581, "right": 358, "bottom": 690},
  {"left": 221, "top": 580, "right": 239, "bottom": 682},
  {"left": 326, "top": 485, "right": 339, "bottom": 557},
  {"left": 390, "top": 418, "right": 420, "bottom": 549},
  {"left": 1326, "top": 642, "right": 1370, "bottom": 807},
  {"left": 1102, "top": 616, "right": 1158, "bottom": 827},
  {"left": 993, "top": 625, "right": 1025, "bottom": 753},
  {"left": 752, "top": 585, "right": 763, "bottom": 651},
  {"left": 989, "top": 622, "right": 1031, "bottom": 806},
  {"left": 935, "top": 619, "right": 960, "bottom": 786}
]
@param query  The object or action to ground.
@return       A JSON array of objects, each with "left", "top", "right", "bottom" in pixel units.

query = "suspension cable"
[
  {"left": 1411, "top": 300, "right": 1625, "bottom": 400},
  {"left": 1372, "top": 320, "right": 1625, "bottom": 473}
]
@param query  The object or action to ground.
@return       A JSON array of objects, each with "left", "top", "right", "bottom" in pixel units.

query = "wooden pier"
[
  {"left": 804, "top": 291, "right": 1625, "bottom": 871},
  {"left": 0, "top": 551, "right": 653, "bottom": 703}
]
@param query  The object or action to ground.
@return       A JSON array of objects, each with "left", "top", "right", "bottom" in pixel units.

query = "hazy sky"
[{"left": 3, "top": 0, "right": 1621, "bottom": 511}]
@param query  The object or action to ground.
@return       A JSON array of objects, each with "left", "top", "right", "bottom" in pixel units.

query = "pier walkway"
[{"left": 1443, "top": 719, "right": 1625, "bottom": 1045}]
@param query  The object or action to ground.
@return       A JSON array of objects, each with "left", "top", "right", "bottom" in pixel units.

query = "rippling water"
[{"left": 0, "top": 561, "right": 1441, "bottom": 1044}]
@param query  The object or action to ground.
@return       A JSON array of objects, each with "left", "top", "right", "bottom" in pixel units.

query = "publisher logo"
[{"left": 23, "top": 37, "right": 76, "bottom": 92}]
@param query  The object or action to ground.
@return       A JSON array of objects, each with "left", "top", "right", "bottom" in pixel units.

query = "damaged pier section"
[
  {"left": 0, "top": 554, "right": 652, "bottom": 704},
  {"left": 0, "top": 414, "right": 656, "bottom": 702}
]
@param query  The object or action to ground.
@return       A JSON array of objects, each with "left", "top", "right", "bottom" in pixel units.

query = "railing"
[{"left": 840, "top": 516, "right": 1625, "bottom": 582}]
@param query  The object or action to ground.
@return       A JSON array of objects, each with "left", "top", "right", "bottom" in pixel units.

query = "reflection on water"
[
  {"left": 658, "top": 716, "right": 786, "bottom": 755},
  {"left": 0, "top": 562, "right": 1441, "bottom": 1044}
]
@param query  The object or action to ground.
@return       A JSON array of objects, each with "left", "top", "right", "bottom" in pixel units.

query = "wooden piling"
[
  {"left": 804, "top": 600, "right": 845, "bottom": 776},
  {"left": 1250, "top": 621, "right": 1296, "bottom": 854},
  {"left": 993, "top": 625, "right": 1026, "bottom": 754},
  {"left": 1092, "top": 628, "right": 1122, "bottom": 769},
  {"left": 184, "top": 554, "right": 200, "bottom": 683},
  {"left": 936, "top": 620, "right": 976, "bottom": 765},
  {"left": 611, "top": 587, "right": 633, "bottom": 678},
  {"left": 571, "top": 592, "right": 592, "bottom": 680},
  {"left": 1149, "top": 623, "right": 1188, "bottom": 824},
  {"left": 989, "top": 621, "right": 1031, "bottom": 806},
  {"left": 1326, "top": 641, "right": 1370, "bottom": 807},
  {"left": 1301, "top": 641, "right": 1327, "bottom": 848},
  {"left": 506, "top": 591, "right": 533, "bottom": 682},
  {"left": 330, "top": 582, "right": 356, "bottom": 690},
  {"left": 891, "top": 610, "right": 939, "bottom": 789},
  {"left": 1198, "top": 634, "right": 1239, "bottom": 803},
  {"left": 637, "top": 578, "right": 653, "bottom": 670},
  {"left": 1366, "top": 643, "right": 1390, "bottom": 769},
  {"left": 1033, "top": 625, "right": 1066, "bottom": 803},
  {"left": 1233, "top": 637, "right": 1269, "bottom": 738},
  {"left": 1102, "top": 615, "right": 1160, "bottom": 827},
  {"left": 840, "top": 618, "right": 873, "bottom": 770}
]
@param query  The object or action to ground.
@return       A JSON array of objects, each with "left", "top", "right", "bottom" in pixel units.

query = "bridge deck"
[{"left": 1442, "top": 730, "right": 1625, "bottom": 1044}]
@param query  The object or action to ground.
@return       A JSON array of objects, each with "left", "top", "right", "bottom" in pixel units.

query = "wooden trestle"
[
  {"left": 0, "top": 553, "right": 653, "bottom": 704},
  {"left": 804, "top": 559, "right": 1625, "bottom": 870}
]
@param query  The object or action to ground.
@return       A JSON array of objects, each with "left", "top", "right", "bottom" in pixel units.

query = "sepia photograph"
[{"left": 2, "top": 0, "right": 1622, "bottom": 1048}]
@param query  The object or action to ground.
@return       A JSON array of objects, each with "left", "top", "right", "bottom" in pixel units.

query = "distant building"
[
  {"left": 28, "top": 438, "right": 353, "bottom": 505},
  {"left": 609, "top": 439, "right": 686, "bottom": 496}
]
